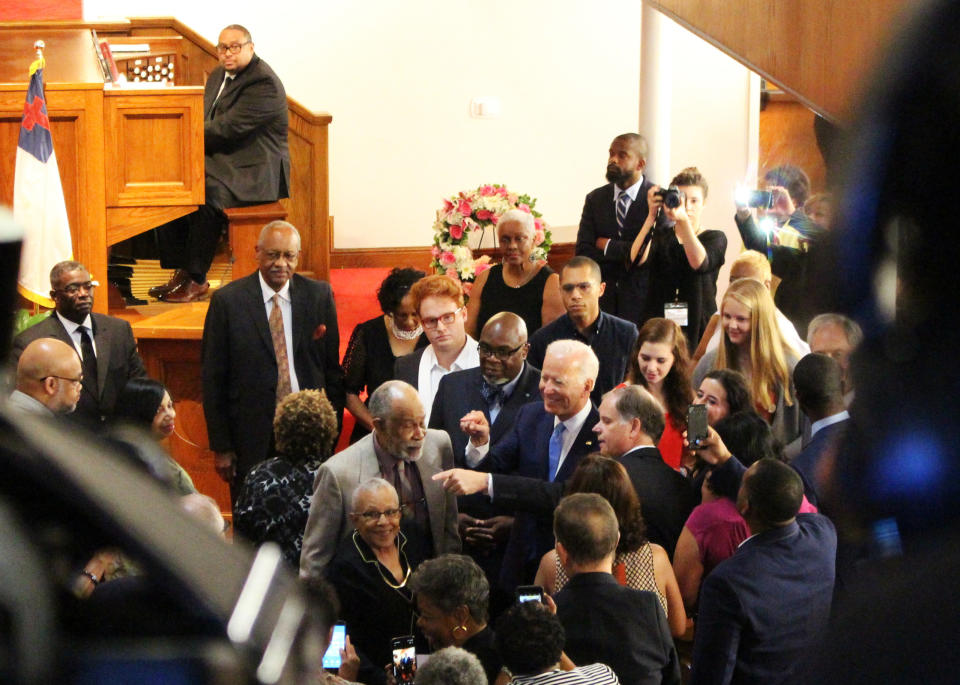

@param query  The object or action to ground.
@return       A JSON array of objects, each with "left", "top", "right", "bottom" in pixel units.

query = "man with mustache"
[
  {"left": 574, "top": 132, "right": 670, "bottom": 322},
  {"left": 12, "top": 260, "right": 147, "bottom": 428}
]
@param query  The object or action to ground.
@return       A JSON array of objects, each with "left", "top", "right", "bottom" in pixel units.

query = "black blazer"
[
  {"left": 575, "top": 179, "right": 671, "bottom": 317},
  {"left": 556, "top": 572, "right": 681, "bottom": 685},
  {"left": 393, "top": 347, "right": 426, "bottom": 388},
  {"left": 204, "top": 54, "right": 290, "bottom": 205},
  {"left": 428, "top": 363, "right": 541, "bottom": 464},
  {"left": 201, "top": 272, "right": 344, "bottom": 477},
  {"left": 12, "top": 312, "right": 147, "bottom": 426}
]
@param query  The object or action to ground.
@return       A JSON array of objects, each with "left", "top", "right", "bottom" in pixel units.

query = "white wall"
[{"left": 85, "top": 0, "right": 645, "bottom": 248}]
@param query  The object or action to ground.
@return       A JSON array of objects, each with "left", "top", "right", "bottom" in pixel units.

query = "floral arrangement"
[{"left": 431, "top": 183, "right": 552, "bottom": 294}]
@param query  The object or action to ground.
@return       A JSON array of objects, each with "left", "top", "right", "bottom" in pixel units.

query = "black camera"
[{"left": 655, "top": 185, "right": 685, "bottom": 209}]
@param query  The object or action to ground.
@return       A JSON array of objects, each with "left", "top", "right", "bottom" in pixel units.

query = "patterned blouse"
[{"left": 555, "top": 541, "right": 667, "bottom": 615}]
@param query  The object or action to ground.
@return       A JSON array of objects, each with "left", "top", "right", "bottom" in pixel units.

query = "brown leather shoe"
[
  {"left": 148, "top": 269, "right": 189, "bottom": 298},
  {"left": 160, "top": 278, "right": 210, "bottom": 303}
]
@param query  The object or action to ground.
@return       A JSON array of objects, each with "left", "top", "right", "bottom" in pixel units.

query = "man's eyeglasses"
[
  {"left": 477, "top": 342, "right": 525, "bottom": 361},
  {"left": 56, "top": 281, "right": 98, "bottom": 295},
  {"left": 41, "top": 374, "right": 83, "bottom": 386},
  {"left": 356, "top": 507, "right": 404, "bottom": 522},
  {"left": 216, "top": 42, "right": 250, "bottom": 55},
  {"left": 421, "top": 309, "right": 461, "bottom": 330},
  {"left": 263, "top": 250, "right": 299, "bottom": 262}
]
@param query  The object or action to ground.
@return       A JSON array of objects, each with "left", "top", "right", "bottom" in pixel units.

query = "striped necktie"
[{"left": 616, "top": 190, "right": 631, "bottom": 231}]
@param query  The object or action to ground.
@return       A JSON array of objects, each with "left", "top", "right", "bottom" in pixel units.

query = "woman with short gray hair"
[
  {"left": 415, "top": 646, "right": 487, "bottom": 685},
  {"left": 409, "top": 554, "right": 502, "bottom": 683}
]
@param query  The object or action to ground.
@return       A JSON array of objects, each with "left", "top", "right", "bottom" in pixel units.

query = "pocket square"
[{"left": 313, "top": 324, "right": 327, "bottom": 340}]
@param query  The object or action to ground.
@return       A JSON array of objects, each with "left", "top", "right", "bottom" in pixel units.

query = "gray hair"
[
  {"left": 544, "top": 339, "right": 599, "bottom": 385},
  {"left": 350, "top": 477, "right": 398, "bottom": 512},
  {"left": 606, "top": 385, "right": 666, "bottom": 442},
  {"left": 415, "top": 646, "right": 487, "bottom": 685},
  {"left": 49, "top": 260, "right": 87, "bottom": 289},
  {"left": 368, "top": 380, "right": 418, "bottom": 422},
  {"left": 408, "top": 554, "right": 490, "bottom": 624},
  {"left": 497, "top": 208, "right": 535, "bottom": 235},
  {"left": 807, "top": 313, "right": 863, "bottom": 348},
  {"left": 257, "top": 220, "right": 301, "bottom": 248}
]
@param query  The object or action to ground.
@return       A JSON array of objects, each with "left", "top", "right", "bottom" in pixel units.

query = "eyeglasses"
[
  {"left": 356, "top": 507, "right": 404, "bottom": 522},
  {"left": 41, "top": 374, "right": 83, "bottom": 386},
  {"left": 216, "top": 42, "right": 250, "bottom": 55},
  {"left": 421, "top": 309, "right": 462, "bottom": 330},
  {"left": 56, "top": 280, "right": 99, "bottom": 295},
  {"left": 262, "top": 250, "right": 299, "bottom": 262},
  {"left": 477, "top": 342, "right": 525, "bottom": 361}
]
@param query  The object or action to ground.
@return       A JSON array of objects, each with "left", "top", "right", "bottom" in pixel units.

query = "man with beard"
[
  {"left": 575, "top": 133, "right": 670, "bottom": 320},
  {"left": 12, "top": 260, "right": 147, "bottom": 428},
  {"left": 300, "top": 380, "right": 459, "bottom": 578}
]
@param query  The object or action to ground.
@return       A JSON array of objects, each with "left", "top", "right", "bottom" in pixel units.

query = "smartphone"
[
  {"left": 391, "top": 635, "right": 417, "bottom": 683},
  {"left": 747, "top": 189, "right": 774, "bottom": 209},
  {"left": 688, "top": 404, "right": 709, "bottom": 448},
  {"left": 516, "top": 585, "right": 544, "bottom": 604},
  {"left": 322, "top": 621, "right": 346, "bottom": 670}
]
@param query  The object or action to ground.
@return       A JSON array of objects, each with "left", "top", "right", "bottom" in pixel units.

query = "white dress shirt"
[
  {"left": 417, "top": 335, "right": 479, "bottom": 424},
  {"left": 56, "top": 311, "right": 96, "bottom": 359},
  {"left": 603, "top": 175, "right": 644, "bottom": 254},
  {"left": 259, "top": 273, "right": 300, "bottom": 393}
]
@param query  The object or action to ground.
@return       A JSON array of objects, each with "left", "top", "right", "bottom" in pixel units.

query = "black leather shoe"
[
  {"left": 149, "top": 269, "right": 189, "bottom": 299},
  {"left": 160, "top": 279, "right": 210, "bottom": 303}
]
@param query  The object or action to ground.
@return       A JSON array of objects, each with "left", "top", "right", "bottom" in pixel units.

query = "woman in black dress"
[
  {"left": 466, "top": 209, "right": 564, "bottom": 339},
  {"left": 342, "top": 268, "right": 428, "bottom": 442}
]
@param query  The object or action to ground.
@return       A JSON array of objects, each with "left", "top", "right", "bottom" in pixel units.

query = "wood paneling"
[
  {"left": 225, "top": 202, "right": 287, "bottom": 281},
  {"left": 648, "top": 0, "right": 910, "bottom": 121},
  {"left": 759, "top": 100, "right": 827, "bottom": 193}
]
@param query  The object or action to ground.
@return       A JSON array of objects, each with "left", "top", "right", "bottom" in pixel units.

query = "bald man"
[{"left": 10, "top": 338, "right": 83, "bottom": 415}]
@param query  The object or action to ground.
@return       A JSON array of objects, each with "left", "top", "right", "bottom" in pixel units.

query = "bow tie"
[{"left": 480, "top": 379, "right": 508, "bottom": 407}]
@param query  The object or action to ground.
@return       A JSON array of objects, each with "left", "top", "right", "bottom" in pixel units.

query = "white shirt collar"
[
  {"left": 422, "top": 334, "right": 479, "bottom": 373},
  {"left": 56, "top": 310, "right": 92, "bottom": 334},
  {"left": 616, "top": 175, "right": 644, "bottom": 202},
  {"left": 258, "top": 272, "right": 291, "bottom": 304},
  {"left": 810, "top": 410, "right": 849, "bottom": 439},
  {"left": 554, "top": 400, "right": 593, "bottom": 435}
]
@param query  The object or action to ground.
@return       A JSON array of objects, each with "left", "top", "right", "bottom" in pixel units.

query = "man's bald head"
[
  {"left": 479, "top": 312, "right": 529, "bottom": 385},
  {"left": 16, "top": 338, "right": 83, "bottom": 413}
]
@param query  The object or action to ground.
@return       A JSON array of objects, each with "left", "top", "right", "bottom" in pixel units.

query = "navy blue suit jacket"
[
  {"left": 791, "top": 419, "right": 848, "bottom": 506},
  {"left": 691, "top": 513, "right": 837, "bottom": 685},
  {"left": 478, "top": 401, "right": 599, "bottom": 589},
  {"left": 428, "top": 363, "right": 541, "bottom": 465}
]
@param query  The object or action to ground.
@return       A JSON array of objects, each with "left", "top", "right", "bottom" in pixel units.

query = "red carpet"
[{"left": 329, "top": 267, "right": 392, "bottom": 451}]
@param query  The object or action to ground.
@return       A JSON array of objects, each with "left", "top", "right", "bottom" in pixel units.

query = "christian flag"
[{"left": 14, "top": 56, "right": 72, "bottom": 308}]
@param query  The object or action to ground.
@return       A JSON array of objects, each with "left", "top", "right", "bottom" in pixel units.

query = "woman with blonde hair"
[
  {"left": 693, "top": 278, "right": 802, "bottom": 445},
  {"left": 624, "top": 317, "right": 694, "bottom": 469}
]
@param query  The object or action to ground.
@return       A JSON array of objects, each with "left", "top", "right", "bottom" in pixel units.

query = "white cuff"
[{"left": 465, "top": 440, "right": 489, "bottom": 468}]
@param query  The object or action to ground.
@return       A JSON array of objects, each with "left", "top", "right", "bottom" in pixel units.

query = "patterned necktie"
[
  {"left": 548, "top": 422, "right": 566, "bottom": 482},
  {"left": 616, "top": 190, "right": 631, "bottom": 231},
  {"left": 396, "top": 461, "right": 414, "bottom": 516},
  {"left": 479, "top": 379, "right": 506, "bottom": 408},
  {"left": 78, "top": 325, "right": 99, "bottom": 399},
  {"left": 269, "top": 294, "right": 292, "bottom": 402}
]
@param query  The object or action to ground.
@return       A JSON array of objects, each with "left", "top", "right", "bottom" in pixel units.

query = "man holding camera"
[{"left": 575, "top": 133, "right": 671, "bottom": 323}]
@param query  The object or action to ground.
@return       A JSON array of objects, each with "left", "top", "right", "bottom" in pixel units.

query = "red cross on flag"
[{"left": 14, "top": 52, "right": 72, "bottom": 307}]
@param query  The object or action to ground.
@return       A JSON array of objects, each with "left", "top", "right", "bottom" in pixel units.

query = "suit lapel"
[
  {"left": 242, "top": 275, "right": 275, "bottom": 356},
  {"left": 90, "top": 315, "right": 110, "bottom": 400},
  {"left": 289, "top": 275, "right": 309, "bottom": 363},
  {"left": 602, "top": 184, "right": 619, "bottom": 234},
  {"left": 48, "top": 316, "right": 97, "bottom": 403},
  {"left": 555, "top": 405, "right": 598, "bottom": 482},
  {"left": 493, "top": 364, "right": 539, "bottom": 442},
  {"left": 411, "top": 436, "right": 445, "bottom": 546}
]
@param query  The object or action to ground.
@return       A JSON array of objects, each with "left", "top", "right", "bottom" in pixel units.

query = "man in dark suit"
[
  {"left": 791, "top": 353, "right": 849, "bottom": 506},
  {"left": 528, "top": 256, "right": 637, "bottom": 406},
  {"left": 436, "top": 384, "right": 695, "bottom": 557},
  {"left": 12, "top": 260, "right": 147, "bottom": 428},
  {"left": 202, "top": 221, "right": 343, "bottom": 500},
  {"left": 554, "top": 493, "right": 680, "bottom": 685},
  {"left": 153, "top": 24, "right": 290, "bottom": 303},
  {"left": 449, "top": 339, "right": 599, "bottom": 589},
  {"left": 690, "top": 433, "right": 837, "bottom": 685},
  {"left": 575, "top": 133, "right": 670, "bottom": 320}
]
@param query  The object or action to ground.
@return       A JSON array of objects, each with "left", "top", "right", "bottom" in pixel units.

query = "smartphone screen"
[
  {"left": 391, "top": 635, "right": 416, "bottom": 683},
  {"left": 322, "top": 622, "right": 346, "bottom": 670},
  {"left": 516, "top": 585, "right": 544, "bottom": 604},
  {"left": 688, "top": 404, "right": 708, "bottom": 448}
]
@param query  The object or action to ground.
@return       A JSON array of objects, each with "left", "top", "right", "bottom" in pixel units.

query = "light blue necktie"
[
  {"left": 548, "top": 423, "right": 566, "bottom": 482},
  {"left": 616, "top": 190, "right": 631, "bottom": 231}
]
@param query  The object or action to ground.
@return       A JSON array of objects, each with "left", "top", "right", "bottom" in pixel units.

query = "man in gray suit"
[{"left": 300, "top": 380, "right": 460, "bottom": 578}]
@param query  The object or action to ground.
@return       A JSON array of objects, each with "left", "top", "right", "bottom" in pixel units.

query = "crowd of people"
[{"left": 5, "top": 21, "right": 857, "bottom": 684}]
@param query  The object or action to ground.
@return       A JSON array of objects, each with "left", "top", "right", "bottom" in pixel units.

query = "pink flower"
[
  {"left": 458, "top": 199, "right": 472, "bottom": 216},
  {"left": 445, "top": 267, "right": 459, "bottom": 280},
  {"left": 480, "top": 185, "right": 495, "bottom": 196},
  {"left": 491, "top": 214, "right": 499, "bottom": 224},
  {"left": 496, "top": 187, "right": 508, "bottom": 197},
  {"left": 440, "top": 251, "right": 457, "bottom": 265},
  {"left": 534, "top": 218, "right": 544, "bottom": 231},
  {"left": 475, "top": 261, "right": 492, "bottom": 276},
  {"left": 461, "top": 282, "right": 473, "bottom": 296},
  {"left": 449, "top": 224, "right": 464, "bottom": 240},
  {"left": 534, "top": 229, "right": 545, "bottom": 246},
  {"left": 430, "top": 245, "right": 441, "bottom": 258},
  {"left": 518, "top": 204, "right": 531, "bottom": 213},
  {"left": 443, "top": 198, "right": 454, "bottom": 212},
  {"left": 476, "top": 209, "right": 493, "bottom": 221}
]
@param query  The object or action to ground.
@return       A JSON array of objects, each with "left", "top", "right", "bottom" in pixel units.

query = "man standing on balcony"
[{"left": 152, "top": 24, "right": 290, "bottom": 303}]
